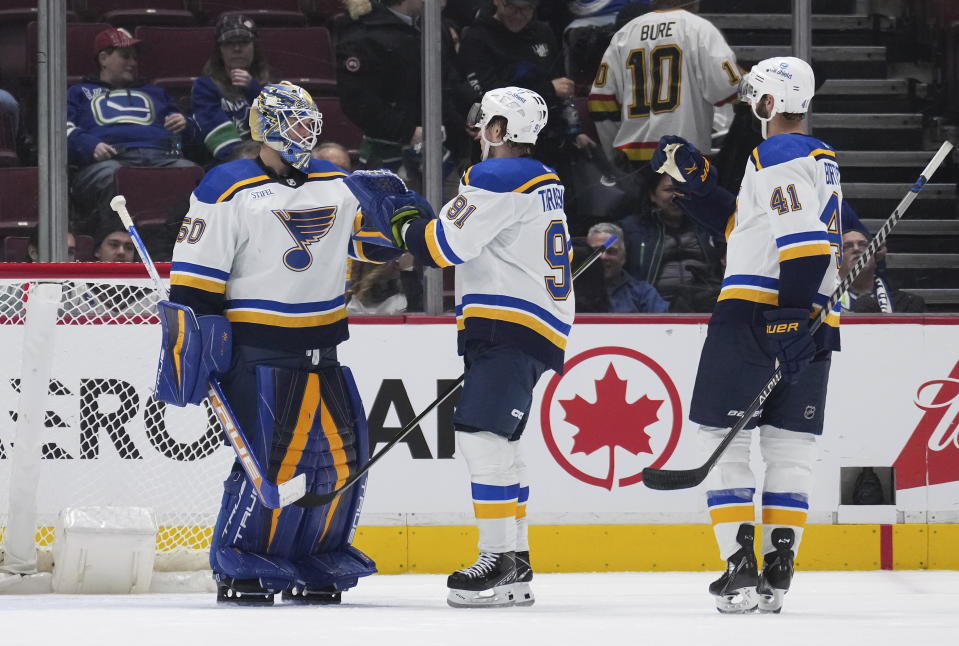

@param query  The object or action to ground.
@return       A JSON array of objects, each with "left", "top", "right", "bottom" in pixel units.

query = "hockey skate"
[
  {"left": 282, "top": 585, "right": 342, "bottom": 605},
  {"left": 216, "top": 576, "right": 276, "bottom": 606},
  {"left": 447, "top": 551, "right": 517, "bottom": 608},
  {"left": 512, "top": 550, "right": 535, "bottom": 607},
  {"left": 757, "top": 527, "right": 795, "bottom": 613},
  {"left": 709, "top": 524, "right": 759, "bottom": 614}
]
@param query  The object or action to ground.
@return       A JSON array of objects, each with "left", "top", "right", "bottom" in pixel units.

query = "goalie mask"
[
  {"left": 738, "top": 56, "right": 815, "bottom": 139},
  {"left": 468, "top": 87, "right": 548, "bottom": 160},
  {"left": 250, "top": 81, "right": 323, "bottom": 169}
]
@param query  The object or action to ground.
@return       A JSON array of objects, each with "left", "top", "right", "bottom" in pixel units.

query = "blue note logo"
[{"left": 274, "top": 206, "right": 337, "bottom": 271}]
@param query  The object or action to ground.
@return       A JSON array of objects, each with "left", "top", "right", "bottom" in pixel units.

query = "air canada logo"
[
  {"left": 894, "top": 359, "right": 959, "bottom": 490},
  {"left": 540, "top": 347, "right": 682, "bottom": 489}
]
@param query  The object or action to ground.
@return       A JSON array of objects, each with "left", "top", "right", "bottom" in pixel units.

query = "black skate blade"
[
  {"left": 216, "top": 587, "right": 274, "bottom": 606},
  {"left": 282, "top": 586, "right": 342, "bottom": 605}
]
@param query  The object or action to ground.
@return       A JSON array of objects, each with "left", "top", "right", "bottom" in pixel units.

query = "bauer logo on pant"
[{"left": 540, "top": 347, "right": 683, "bottom": 490}]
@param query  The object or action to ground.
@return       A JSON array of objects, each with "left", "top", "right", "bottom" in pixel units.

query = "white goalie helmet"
[
  {"left": 250, "top": 81, "right": 323, "bottom": 169},
  {"left": 739, "top": 56, "right": 815, "bottom": 136},
  {"left": 468, "top": 87, "right": 549, "bottom": 158}
]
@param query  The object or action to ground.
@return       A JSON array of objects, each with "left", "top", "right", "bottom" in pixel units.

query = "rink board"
[{"left": 2, "top": 315, "right": 958, "bottom": 571}]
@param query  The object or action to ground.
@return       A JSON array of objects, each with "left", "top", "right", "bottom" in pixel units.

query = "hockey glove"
[
  {"left": 763, "top": 308, "right": 816, "bottom": 384},
  {"left": 650, "top": 135, "right": 735, "bottom": 237},
  {"left": 345, "top": 170, "right": 436, "bottom": 248},
  {"left": 155, "top": 301, "right": 232, "bottom": 406}
]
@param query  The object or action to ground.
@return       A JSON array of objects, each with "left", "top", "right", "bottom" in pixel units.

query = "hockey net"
[{"left": 0, "top": 263, "right": 232, "bottom": 578}]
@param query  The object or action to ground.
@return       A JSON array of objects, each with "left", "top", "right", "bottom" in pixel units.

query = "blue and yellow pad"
[
  {"left": 155, "top": 300, "right": 231, "bottom": 406},
  {"left": 211, "top": 363, "right": 376, "bottom": 590}
]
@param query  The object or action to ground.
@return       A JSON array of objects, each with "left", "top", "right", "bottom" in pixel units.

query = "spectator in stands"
[
  {"left": 337, "top": 0, "right": 468, "bottom": 185},
  {"left": 348, "top": 254, "right": 411, "bottom": 315},
  {"left": 27, "top": 230, "right": 77, "bottom": 263},
  {"left": 588, "top": 0, "right": 739, "bottom": 170},
  {"left": 619, "top": 171, "right": 724, "bottom": 312},
  {"left": 312, "top": 141, "right": 353, "bottom": 171},
  {"left": 67, "top": 28, "right": 200, "bottom": 238},
  {"left": 192, "top": 15, "right": 269, "bottom": 163},
  {"left": 458, "top": 0, "right": 595, "bottom": 165},
  {"left": 571, "top": 237, "right": 610, "bottom": 312},
  {"left": 587, "top": 222, "right": 668, "bottom": 313},
  {"left": 93, "top": 226, "right": 136, "bottom": 263},
  {"left": 839, "top": 225, "right": 925, "bottom": 313}
]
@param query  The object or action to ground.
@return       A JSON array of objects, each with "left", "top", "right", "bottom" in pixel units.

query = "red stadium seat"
[
  {"left": 27, "top": 22, "right": 112, "bottom": 85},
  {"left": 307, "top": 0, "right": 346, "bottom": 25},
  {"left": 258, "top": 27, "right": 336, "bottom": 96},
  {"left": 0, "top": 6, "right": 77, "bottom": 80},
  {"left": 134, "top": 26, "right": 216, "bottom": 104},
  {"left": 314, "top": 96, "right": 363, "bottom": 151},
  {"left": 113, "top": 165, "right": 204, "bottom": 230},
  {"left": 75, "top": 234, "right": 95, "bottom": 261},
  {"left": 201, "top": 1, "right": 307, "bottom": 27},
  {"left": 82, "top": 0, "right": 197, "bottom": 29},
  {"left": 0, "top": 167, "right": 38, "bottom": 237},
  {"left": 1, "top": 236, "right": 29, "bottom": 262}
]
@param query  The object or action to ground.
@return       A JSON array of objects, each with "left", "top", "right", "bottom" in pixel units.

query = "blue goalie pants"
[{"left": 209, "top": 345, "right": 376, "bottom": 592}]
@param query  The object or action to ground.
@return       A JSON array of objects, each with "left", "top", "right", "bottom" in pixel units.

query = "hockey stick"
[
  {"left": 642, "top": 140, "right": 955, "bottom": 491},
  {"left": 110, "top": 195, "right": 307, "bottom": 509},
  {"left": 295, "top": 234, "right": 618, "bottom": 508}
]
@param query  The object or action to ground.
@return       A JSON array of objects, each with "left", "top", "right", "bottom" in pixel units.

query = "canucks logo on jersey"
[{"left": 274, "top": 206, "right": 337, "bottom": 271}]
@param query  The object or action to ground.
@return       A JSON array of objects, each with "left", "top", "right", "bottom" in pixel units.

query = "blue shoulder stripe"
[
  {"left": 193, "top": 159, "right": 268, "bottom": 204},
  {"left": 463, "top": 157, "right": 560, "bottom": 193},
  {"left": 170, "top": 261, "right": 230, "bottom": 281},
  {"left": 754, "top": 134, "right": 834, "bottom": 170}
]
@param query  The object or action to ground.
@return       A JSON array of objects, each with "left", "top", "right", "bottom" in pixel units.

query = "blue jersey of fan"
[
  {"left": 169, "top": 157, "right": 396, "bottom": 352},
  {"left": 715, "top": 133, "right": 843, "bottom": 351},
  {"left": 404, "top": 157, "right": 575, "bottom": 372}
]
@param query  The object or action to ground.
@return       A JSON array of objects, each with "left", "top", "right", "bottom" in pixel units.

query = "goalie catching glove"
[
  {"left": 344, "top": 170, "right": 436, "bottom": 249},
  {"left": 155, "top": 301, "right": 232, "bottom": 406}
]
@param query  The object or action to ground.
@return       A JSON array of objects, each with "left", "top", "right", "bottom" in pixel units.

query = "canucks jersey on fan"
[
  {"left": 169, "top": 157, "right": 394, "bottom": 352},
  {"left": 403, "top": 157, "right": 575, "bottom": 372},
  {"left": 588, "top": 9, "right": 740, "bottom": 161},
  {"left": 716, "top": 133, "right": 843, "bottom": 351}
]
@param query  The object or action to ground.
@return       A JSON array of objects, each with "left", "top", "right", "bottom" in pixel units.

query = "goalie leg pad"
[
  {"left": 252, "top": 364, "right": 375, "bottom": 590},
  {"left": 209, "top": 465, "right": 298, "bottom": 592},
  {"left": 155, "top": 301, "right": 231, "bottom": 407}
]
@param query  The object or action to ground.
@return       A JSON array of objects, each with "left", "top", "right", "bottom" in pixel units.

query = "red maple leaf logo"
[{"left": 559, "top": 363, "right": 663, "bottom": 489}]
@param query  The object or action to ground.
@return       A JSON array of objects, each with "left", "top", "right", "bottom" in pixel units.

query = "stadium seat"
[
  {"left": 200, "top": 1, "right": 307, "bottom": 27},
  {"left": 112, "top": 165, "right": 204, "bottom": 231},
  {"left": 82, "top": 0, "right": 197, "bottom": 29},
  {"left": 27, "top": 21, "right": 112, "bottom": 86},
  {"left": 258, "top": 27, "right": 336, "bottom": 96},
  {"left": 2, "top": 236, "right": 29, "bottom": 262},
  {"left": 0, "top": 167, "right": 38, "bottom": 237},
  {"left": 314, "top": 96, "right": 363, "bottom": 151},
  {"left": 0, "top": 6, "right": 77, "bottom": 80},
  {"left": 75, "top": 234, "right": 95, "bottom": 261},
  {"left": 134, "top": 26, "right": 216, "bottom": 104},
  {"left": 0, "top": 107, "right": 17, "bottom": 167},
  {"left": 306, "top": 0, "right": 346, "bottom": 26}
]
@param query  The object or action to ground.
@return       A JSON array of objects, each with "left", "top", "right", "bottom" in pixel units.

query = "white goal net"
[{"left": 0, "top": 264, "right": 233, "bottom": 579}]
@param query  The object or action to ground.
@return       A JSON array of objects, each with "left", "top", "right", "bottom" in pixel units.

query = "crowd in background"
[{"left": 0, "top": 0, "right": 939, "bottom": 315}]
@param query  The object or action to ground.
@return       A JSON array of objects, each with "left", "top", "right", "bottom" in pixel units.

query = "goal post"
[{"left": 0, "top": 263, "right": 232, "bottom": 586}]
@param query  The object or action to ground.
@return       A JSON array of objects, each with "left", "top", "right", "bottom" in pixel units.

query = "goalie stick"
[
  {"left": 294, "top": 234, "right": 619, "bottom": 508},
  {"left": 641, "top": 140, "right": 955, "bottom": 491},
  {"left": 110, "top": 195, "right": 307, "bottom": 510}
]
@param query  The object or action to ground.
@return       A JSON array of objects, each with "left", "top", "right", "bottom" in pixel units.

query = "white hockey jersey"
[
  {"left": 715, "top": 133, "right": 843, "bottom": 351},
  {"left": 169, "top": 157, "right": 395, "bottom": 352},
  {"left": 403, "top": 157, "right": 575, "bottom": 372},
  {"left": 588, "top": 9, "right": 739, "bottom": 161}
]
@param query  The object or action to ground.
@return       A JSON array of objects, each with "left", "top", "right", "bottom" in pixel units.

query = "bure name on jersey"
[{"left": 638, "top": 20, "right": 676, "bottom": 41}]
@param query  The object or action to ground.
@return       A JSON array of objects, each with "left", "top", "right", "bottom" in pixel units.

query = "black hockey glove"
[{"left": 763, "top": 308, "right": 816, "bottom": 383}]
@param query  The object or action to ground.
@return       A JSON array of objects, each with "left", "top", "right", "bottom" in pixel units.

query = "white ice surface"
[{"left": 2, "top": 572, "right": 957, "bottom": 646}]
